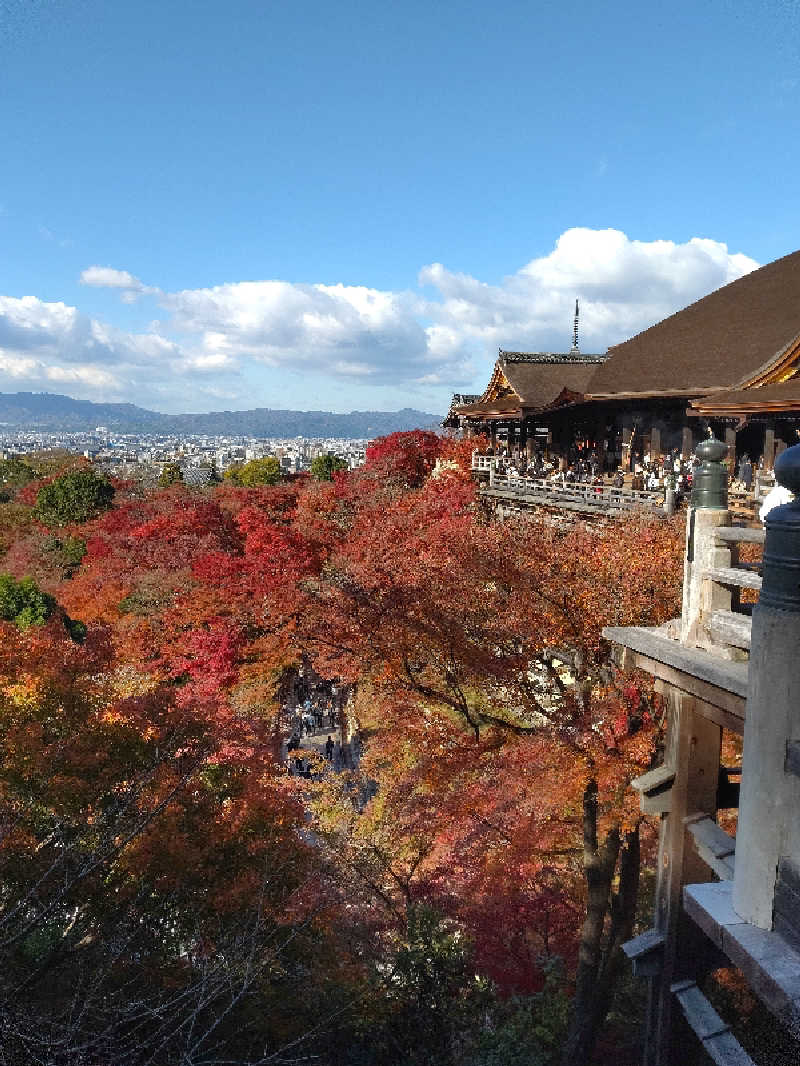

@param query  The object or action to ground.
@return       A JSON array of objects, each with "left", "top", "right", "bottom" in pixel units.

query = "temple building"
[
  {"left": 442, "top": 393, "right": 481, "bottom": 434},
  {"left": 452, "top": 249, "right": 800, "bottom": 470}
]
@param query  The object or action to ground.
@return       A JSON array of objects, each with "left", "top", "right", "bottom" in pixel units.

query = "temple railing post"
[
  {"left": 680, "top": 437, "right": 732, "bottom": 649},
  {"left": 733, "top": 443, "right": 800, "bottom": 932}
]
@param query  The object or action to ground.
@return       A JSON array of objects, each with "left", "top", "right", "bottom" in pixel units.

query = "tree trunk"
[{"left": 561, "top": 784, "right": 641, "bottom": 1065}]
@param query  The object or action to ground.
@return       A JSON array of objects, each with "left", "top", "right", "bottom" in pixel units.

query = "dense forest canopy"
[{"left": 0, "top": 435, "right": 685, "bottom": 1065}]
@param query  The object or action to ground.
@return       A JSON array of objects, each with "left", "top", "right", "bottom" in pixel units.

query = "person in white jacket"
[{"left": 759, "top": 484, "right": 794, "bottom": 523}]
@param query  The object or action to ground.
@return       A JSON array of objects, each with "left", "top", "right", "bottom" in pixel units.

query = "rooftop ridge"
[{"left": 499, "top": 349, "right": 607, "bottom": 365}]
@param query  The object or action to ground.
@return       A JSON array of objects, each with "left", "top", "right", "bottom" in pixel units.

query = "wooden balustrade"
[{"left": 482, "top": 470, "right": 666, "bottom": 514}]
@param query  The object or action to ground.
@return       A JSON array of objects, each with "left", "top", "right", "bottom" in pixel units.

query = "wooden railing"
[
  {"left": 483, "top": 470, "right": 666, "bottom": 514},
  {"left": 704, "top": 524, "right": 765, "bottom": 655},
  {"left": 471, "top": 453, "right": 496, "bottom": 473}
]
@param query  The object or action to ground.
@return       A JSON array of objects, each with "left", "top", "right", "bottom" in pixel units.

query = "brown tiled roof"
[
  {"left": 502, "top": 358, "right": 601, "bottom": 410},
  {"left": 587, "top": 250, "right": 800, "bottom": 398},
  {"left": 690, "top": 377, "right": 800, "bottom": 415}
]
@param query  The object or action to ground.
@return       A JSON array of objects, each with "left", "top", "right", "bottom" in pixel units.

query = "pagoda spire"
[{"left": 570, "top": 299, "right": 580, "bottom": 354}]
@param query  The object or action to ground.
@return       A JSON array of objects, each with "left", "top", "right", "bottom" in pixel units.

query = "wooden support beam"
[
  {"left": 714, "top": 527, "right": 765, "bottom": 545},
  {"left": 725, "top": 427, "right": 737, "bottom": 473},
  {"left": 623, "top": 928, "right": 665, "bottom": 977},
  {"left": 622, "top": 425, "right": 634, "bottom": 471},
  {"left": 685, "top": 814, "right": 736, "bottom": 880},
  {"left": 671, "top": 980, "right": 756, "bottom": 1065},
  {"left": 710, "top": 609, "right": 752, "bottom": 650},
  {"left": 705, "top": 566, "right": 762, "bottom": 592},
  {"left": 632, "top": 764, "right": 676, "bottom": 814},
  {"left": 682, "top": 425, "right": 694, "bottom": 460},
  {"left": 651, "top": 425, "right": 662, "bottom": 459},
  {"left": 763, "top": 424, "right": 775, "bottom": 471},
  {"left": 646, "top": 691, "right": 722, "bottom": 1066}
]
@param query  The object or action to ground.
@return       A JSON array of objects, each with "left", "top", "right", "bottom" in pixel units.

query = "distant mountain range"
[{"left": 0, "top": 392, "right": 443, "bottom": 438}]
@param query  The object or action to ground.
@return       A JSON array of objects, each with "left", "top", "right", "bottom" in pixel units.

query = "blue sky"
[{"left": 1, "top": 0, "right": 799, "bottom": 414}]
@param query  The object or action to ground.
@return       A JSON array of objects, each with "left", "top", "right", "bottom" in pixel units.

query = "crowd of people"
[
  {"left": 283, "top": 679, "right": 362, "bottom": 779},
  {"left": 479, "top": 446, "right": 698, "bottom": 498},
  {"left": 476, "top": 444, "right": 766, "bottom": 502}
]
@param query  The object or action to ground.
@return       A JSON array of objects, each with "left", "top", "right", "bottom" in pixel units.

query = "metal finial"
[
  {"left": 571, "top": 299, "right": 580, "bottom": 354},
  {"left": 691, "top": 435, "right": 729, "bottom": 509}
]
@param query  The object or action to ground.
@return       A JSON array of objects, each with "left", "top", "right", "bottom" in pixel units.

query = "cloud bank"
[{"left": 1, "top": 229, "right": 760, "bottom": 411}]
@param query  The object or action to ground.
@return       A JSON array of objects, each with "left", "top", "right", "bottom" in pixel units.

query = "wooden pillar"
[
  {"left": 518, "top": 418, "right": 527, "bottom": 455},
  {"left": 763, "top": 424, "right": 775, "bottom": 471},
  {"left": 622, "top": 426, "right": 634, "bottom": 471},
  {"left": 646, "top": 691, "right": 721, "bottom": 1066},
  {"left": 724, "top": 426, "right": 736, "bottom": 474},
  {"left": 507, "top": 421, "right": 516, "bottom": 453},
  {"left": 681, "top": 425, "right": 693, "bottom": 460},
  {"left": 490, "top": 422, "right": 497, "bottom": 449},
  {"left": 650, "top": 426, "right": 662, "bottom": 460}
]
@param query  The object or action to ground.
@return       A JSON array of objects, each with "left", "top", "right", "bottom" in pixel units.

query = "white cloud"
[
  {"left": 0, "top": 229, "right": 762, "bottom": 410},
  {"left": 419, "top": 228, "right": 760, "bottom": 359},
  {"left": 160, "top": 279, "right": 447, "bottom": 383},
  {"left": 80, "top": 265, "right": 159, "bottom": 302},
  {"left": 0, "top": 293, "right": 185, "bottom": 402}
]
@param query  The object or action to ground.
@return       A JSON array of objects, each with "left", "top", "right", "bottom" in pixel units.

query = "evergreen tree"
[
  {"left": 310, "top": 453, "right": 348, "bottom": 480},
  {"left": 35, "top": 469, "right": 115, "bottom": 527},
  {"left": 0, "top": 573, "right": 56, "bottom": 629},
  {"left": 158, "top": 462, "right": 184, "bottom": 487}
]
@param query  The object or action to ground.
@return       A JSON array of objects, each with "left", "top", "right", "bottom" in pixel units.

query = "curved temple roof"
[
  {"left": 455, "top": 351, "right": 604, "bottom": 419},
  {"left": 691, "top": 378, "right": 800, "bottom": 417},
  {"left": 459, "top": 250, "right": 800, "bottom": 423},
  {"left": 587, "top": 249, "right": 800, "bottom": 399}
]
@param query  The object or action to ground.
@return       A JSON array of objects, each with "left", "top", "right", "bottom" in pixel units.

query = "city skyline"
[{"left": 1, "top": 0, "right": 798, "bottom": 413}]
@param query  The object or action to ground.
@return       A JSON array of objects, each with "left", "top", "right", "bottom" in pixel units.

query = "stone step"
[
  {"left": 710, "top": 609, "right": 752, "bottom": 650},
  {"left": 706, "top": 566, "right": 763, "bottom": 591}
]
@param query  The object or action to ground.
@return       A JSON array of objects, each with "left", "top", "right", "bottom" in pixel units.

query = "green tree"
[
  {"left": 310, "top": 453, "right": 349, "bottom": 480},
  {"left": 158, "top": 461, "right": 184, "bottom": 487},
  {"left": 34, "top": 469, "right": 115, "bottom": 527},
  {"left": 0, "top": 573, "right": 56, "bottom": 629},
  {"left": 0, "top": 457, "right": 34, "bottom": 491},
  {"left": 224, "top": 456, "right": 282, "bottom": 486}
]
